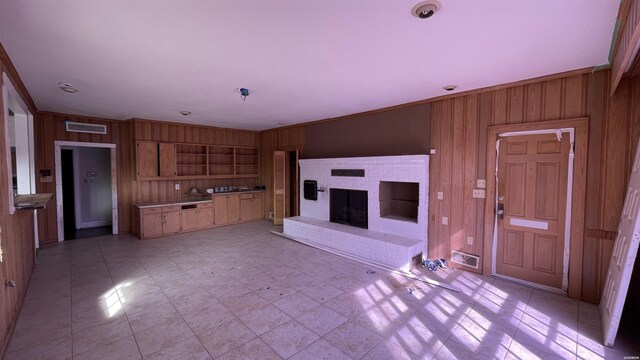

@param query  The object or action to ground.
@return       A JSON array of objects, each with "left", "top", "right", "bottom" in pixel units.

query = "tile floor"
[{"left": 4, "top": 221, "right": 639, "bottom": 359}]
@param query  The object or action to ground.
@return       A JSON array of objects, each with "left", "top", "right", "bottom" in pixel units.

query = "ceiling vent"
[{"left": 65, "top": 122, "right": 107, "bottom": 135}]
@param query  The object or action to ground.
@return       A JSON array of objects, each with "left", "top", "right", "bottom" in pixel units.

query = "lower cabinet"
[
  {"left": 140, "top": 206, "right": 181, "bottom": 238},
  {"left": 214, "top": 194, "right": 240, "bottom": 225},
  {"left": 137, "top": 192, "right": 264, "bottom": 239},
  {"left": 240, "top": 193, "right": 264, "bottom": 221}
]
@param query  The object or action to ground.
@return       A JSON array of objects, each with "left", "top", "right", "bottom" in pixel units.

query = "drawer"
[
  {"left": 162, "top": 205, "right": 181, "bottom": 213},
  {"left": 197, "top": 202, "right": 213, "bottom": 208},
  {"left": 239, "top": 193, "right": 254, "bottom": 200},
  {"left": 141, "top": 207, "right": 162, "bottom": 215}
]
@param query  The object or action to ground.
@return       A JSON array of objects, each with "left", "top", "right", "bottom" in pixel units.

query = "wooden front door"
[{"left": 495, "top": 133, "right": 570, "bottom": 289}]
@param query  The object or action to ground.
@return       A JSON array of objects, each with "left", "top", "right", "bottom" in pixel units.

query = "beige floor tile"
[
  {"left": 385, "top": 321, "right": 448, "bottom": 359},
  {"left": 127, "top": 302, "right": 182, "bottom": 334},
  {"left": 361, "top": 337, "right": 421, "bottom": 360},
  {"left": 215, "top": 337, "right": 282, "bottom": 360},
  {"left": 260, "top": 320, "right": 319, "bottom": 358},
  {"left": 4, "top": 333, "right": 72, "bottom": 360},
  {"left": 273, "top": 292, "right": 320, "bottom": 317},
  {"left": 72, "top": 316, "right": 133, "bottom": 356},
  {"left": 300, "top": 282, "right": 344, "bottom": 303},
  {"left": 145, "top": 336, "right": 211, "bottom": 360},
  {"left": 182, "top": 301, "right": 237, "bottom": 333},
  {"left": 134, "top": 318, "right": 194, "bottom": 356},
  {"left": 296, "top": 305, "right": 348, "bottom": 336},
  {"left": 220, "top": 291, "right": 270, "bottom": 317},
  {"left": 73, "top": 335, "right": 141, "bottom": 360},
  {"left": 196, "top": 317, "right": 255, "bottom": 357},
  {"left": 289, "top": 339, "right": 352, "bottom": 360},
  {"left": 324, "top": 319, "right": 383, "bottom": 359},
  {"left": 237, "top": 303, "right": 292, "bottom": 335},
  {"left": 323, "top": 291, "right": 377, "bottom": 318}
]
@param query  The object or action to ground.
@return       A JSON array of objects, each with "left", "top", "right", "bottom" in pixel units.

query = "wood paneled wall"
[
  {"left": 34, "top": 112, "right": 134, "bottom": 244},
  {"left": 429, "top": 70, "right": 640, "bottom": 302},
  {"left": 0, "top": 48, "right": 37, "bottom": 357}
]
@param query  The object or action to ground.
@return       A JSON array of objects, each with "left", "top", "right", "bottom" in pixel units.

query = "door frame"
[
  {"left": 54, "top": 141, "right": 118, "bottom": 241},
  {"left": 483, "top": 118, "right": 588, "bottom": 298}
]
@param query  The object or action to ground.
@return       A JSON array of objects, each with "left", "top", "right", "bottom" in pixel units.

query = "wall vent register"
[{"left": 331, "top": 169, "right": 365, "bottom": 177}]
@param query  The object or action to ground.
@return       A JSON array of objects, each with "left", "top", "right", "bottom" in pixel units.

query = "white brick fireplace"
[{"left": 283, "top": 155, "right": 429, "bottom": 271}]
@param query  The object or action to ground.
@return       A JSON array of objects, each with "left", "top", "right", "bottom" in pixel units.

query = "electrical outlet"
[
  {"left": 477, "top": 179, "right": 486, "bottom": 189},
  {"left": 430, "top": 149, "right": 437, "bottom": 155},
  {"left": 467, "top": 236, "right": 473, "bottom": 245},
  {"left": 437, "top": 192, "right": 444, "bottom": 200},
  {"left": 175, "top": 183, "right": 180, "bottom": 191},
  {"left": 472, "top": 189, "right": 486, "bottom": 199},
  {"left": 442, "top": 217, "right": 448, "bottom": 225}
]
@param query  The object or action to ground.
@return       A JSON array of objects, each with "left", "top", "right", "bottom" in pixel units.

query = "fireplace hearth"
[{"left": 330, "top": 188, "right": 368, "bottom": 229}]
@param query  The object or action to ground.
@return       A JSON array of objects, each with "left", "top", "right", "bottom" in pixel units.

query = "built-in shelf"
[{"left": 379, "top": 181, "right": 419, "bottom": 223}]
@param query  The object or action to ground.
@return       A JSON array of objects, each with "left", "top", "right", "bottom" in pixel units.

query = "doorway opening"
[
  {"left": 55, "top": 141, "right": 118, "bottom": 241},
  {"left": 286, "top": 150, "right": 299, "bottom": 217}
]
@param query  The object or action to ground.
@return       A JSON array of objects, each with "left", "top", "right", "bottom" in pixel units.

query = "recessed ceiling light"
[
  {"left": 278, "top": 122, "right": 287, "bottom": 125},
  {"left": 57, "top": 82, "right": 78, "bottom": 93},
  {"left": 412, "top": 1, "right": 441, "bottom": 19},
  {"left": 442, "top": 85, "right": 458, "bottom": 92},
  {"left": 180, "top": 111, "right": 191, "bottom": 116}
]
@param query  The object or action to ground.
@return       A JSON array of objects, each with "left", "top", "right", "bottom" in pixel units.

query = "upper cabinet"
[{"left": 136, "top": 141, "right": 259, "bottom": 180}]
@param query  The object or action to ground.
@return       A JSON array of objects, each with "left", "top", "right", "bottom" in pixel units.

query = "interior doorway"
[
  {"left": 54, "top": 141, "right": 118, "bottom": 241},
  {"left": 285, "top": 150, "right": 299, "bottom": 217}
]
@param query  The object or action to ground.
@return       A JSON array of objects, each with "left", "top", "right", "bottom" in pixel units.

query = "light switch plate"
[
  {"left": 467, "top": 236, "right": 473, "bottom": 245},
  {"left": 430, "top": 149, "right": 437, "bottom": 155},
  {"left": 477, "top": 179, "right": 486, "bottom": 189},
  {"left": 437, "top": 192, "right": 444, "bottom": 200},
  {"left": 442, "top": 217, "right": 448, "bottom": 225},
  {"left": 472, "top": 189, "right": 486, "bottom": 199},
  {"left": 175, "top": 183, "right": 180, "bottom": 191}
]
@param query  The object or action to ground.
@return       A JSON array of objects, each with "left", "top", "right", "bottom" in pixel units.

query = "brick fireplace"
[{"left": 283, "top": 155, "right": 429, "bottom": 271}]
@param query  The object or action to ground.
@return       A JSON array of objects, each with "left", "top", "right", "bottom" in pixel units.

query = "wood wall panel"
[
  {"left": 0, "top": 50, "right": 37, "bottom": 358},
  {"left": 429, "top": 70, "right": 640, "bottom": 302},
  {"left": 34, "top": 112, "right": 134, "bottom": 243}
]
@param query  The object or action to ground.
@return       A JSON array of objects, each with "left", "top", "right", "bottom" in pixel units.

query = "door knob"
[{"left": 497, "top": 203, "right": 504, "bottom": 219}]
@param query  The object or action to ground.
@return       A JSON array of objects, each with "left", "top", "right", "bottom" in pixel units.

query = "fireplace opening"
[
  {"left": 379, "top": 181, "right": 419, "bottom": 222},
  {"left": 330, "top": 188, "right": 368, "bottom": 229}
]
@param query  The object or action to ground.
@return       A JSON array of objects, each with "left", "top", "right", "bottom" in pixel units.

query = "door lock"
[{"left": 497, "top": 203, "right": 504, "bottom": 219}]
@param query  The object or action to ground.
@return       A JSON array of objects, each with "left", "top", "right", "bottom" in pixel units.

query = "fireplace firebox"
[{"left": 330, "top": 188, "right": 368, "bottom": 229}]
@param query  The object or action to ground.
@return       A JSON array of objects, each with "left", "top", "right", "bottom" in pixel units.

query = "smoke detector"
[{"left": 412, "top": 1, "right": 441, "bottom": 19}]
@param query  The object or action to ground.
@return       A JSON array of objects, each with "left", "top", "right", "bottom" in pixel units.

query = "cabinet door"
[
  {"left": 181, "top": 209, "right": 199, "bottom": 231},
  {"left": 252, "top": 196, "right": 264, "bottom": 221},
  {"left": 227, "top": 195, "right": 240, "bottom": 223},
  {"left": 214, "top": 196, "right": 228, "bottom": 225},
  {"left": 163, "top": 211, "right": 182, "bottom": 234},
  {"left": 142, "top": 213, "right": 163, "bottom": 238},
  {"left": 137, "top": 141, "right": 158, "bottom": 178},
  {"left": 159, "top": 143, "right": 177, "bottom": 177},
  {"left": 197, "top": 208, "right": 213, "bottom": 228},
  {"left": 240, "top": 199, "right": 252, "bottom": 222}
]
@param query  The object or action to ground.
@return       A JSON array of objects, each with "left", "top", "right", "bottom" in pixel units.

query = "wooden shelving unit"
[
  {"left": 235, "top": 147, "right": 259, "bottom": 176},
  {"left": 208, "top": 145, "right": 235, "bottom": 176},
  {"left": 176, "top": 144, "right": 207, "bottom": 176}
]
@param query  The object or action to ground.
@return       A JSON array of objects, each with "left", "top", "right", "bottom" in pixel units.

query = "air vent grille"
[
  {"left": 65, "top": 122, "right": 107, "bottom": 135},
  {"left": 451, "top": 250, "right": 479, "bottom": 269}
]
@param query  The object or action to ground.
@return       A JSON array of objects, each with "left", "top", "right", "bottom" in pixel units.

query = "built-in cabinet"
[
  {"left": 136, "top": 192, "right": 264, "bottom": 239},
  {"left": 140, "top": 206, "right": 181, "bottom": 238},
  {"left": 136, "top": 141, "right": 259, "bottom": 180},
  {"left": 214, "top": 194, "right": 240, "bottom": 225}
]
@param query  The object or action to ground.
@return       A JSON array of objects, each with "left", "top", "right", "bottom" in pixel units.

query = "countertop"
[
  {"left": 14, "top": 193, "right": 54, "bottom": 210},
  {"left": 135, "top": 190, "right": 265, "bottom": 208}
]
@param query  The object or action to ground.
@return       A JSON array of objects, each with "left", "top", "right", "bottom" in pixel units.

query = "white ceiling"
[{"left": 0, "top": 1, "right": 619, "bottom": 131}]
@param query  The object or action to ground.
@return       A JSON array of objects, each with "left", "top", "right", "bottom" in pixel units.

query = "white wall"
[
  {"left": 298, "top": 155, "right": 429, "bottom": 242},
  {"left": 74, "top": 147, "right": 112, "bottom": 228}
]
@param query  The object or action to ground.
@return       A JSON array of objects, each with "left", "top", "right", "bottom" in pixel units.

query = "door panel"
[
  {"left": 273, "top": 151, "right": 286, "bottom": 225},
  {"left": 600, "top": 139, "right": 640, "bottom": 346},
  {"left": 496, "top": 133, "right": 569, "bottom": 289}
]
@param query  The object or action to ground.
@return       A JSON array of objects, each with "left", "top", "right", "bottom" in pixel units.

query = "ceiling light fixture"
[
  {"left": 180, "top": 111, "right": 191, "bottom": 116},
  {"left": 278, "top": 122, "right": 287, "bottom": 126},
  {"left": 412, "top": 1, "right": 441, "bottom": 19},
  {"left": 57, "top": 82, "right": 79, "bottom": 93},
  {"left": 442, "top": 85, "right": 458, "bottom": 92},
  {"left": 238, "top": 88, "right": 250, "bottom": 101}
]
